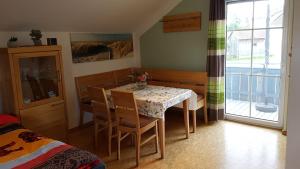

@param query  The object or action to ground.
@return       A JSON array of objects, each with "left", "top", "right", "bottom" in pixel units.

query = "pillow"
[{"left": 0, "top": 114, "right": 20, "bottom": 126}]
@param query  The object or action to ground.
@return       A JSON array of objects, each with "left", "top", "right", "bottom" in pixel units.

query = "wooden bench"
[
  {"left": 75, "top": 67, "right": 208, "bottom": 129},
  {"left": 143, "top": 69, "right": 208, "bottom": 130},
  {"left": 75, "top": 68, "right": 134, "bottom": 126}
]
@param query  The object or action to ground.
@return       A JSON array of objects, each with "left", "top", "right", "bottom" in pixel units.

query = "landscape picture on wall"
[{"left": 70, "top": 33, "right": 134, "bottom": 63}]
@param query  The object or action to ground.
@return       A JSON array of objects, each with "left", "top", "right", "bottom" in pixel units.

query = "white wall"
[
  {"left": 0, "top": 32, "right": 140, "bottom": 129},
  {"left": 286, "top": 0, "right": 300, "bottom": 168}
]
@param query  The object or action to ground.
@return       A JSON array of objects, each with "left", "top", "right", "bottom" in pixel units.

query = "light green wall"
[{"left": 140, "top": 0, "right": 210, "bottom": 71}]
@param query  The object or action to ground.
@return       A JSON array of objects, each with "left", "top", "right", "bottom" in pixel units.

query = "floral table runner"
[{"left": 106, "top": 84, "right": 198, "bottom": 119}]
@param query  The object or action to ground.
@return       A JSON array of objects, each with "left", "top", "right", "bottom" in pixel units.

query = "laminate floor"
[{"left": 68, "top": 110, "right": 286, "bottom": 169}]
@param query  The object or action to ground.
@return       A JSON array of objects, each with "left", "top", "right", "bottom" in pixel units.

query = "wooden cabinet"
[{"left": 0, "top": 46, "right": 68, "bottom": 141}]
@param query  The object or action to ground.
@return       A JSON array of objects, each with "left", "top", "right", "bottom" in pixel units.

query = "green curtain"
[{"left": 207, "top": 0, "right": 225, "bottom": 120}]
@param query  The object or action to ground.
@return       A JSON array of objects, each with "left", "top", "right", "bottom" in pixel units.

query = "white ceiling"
[{"left": 0, "top": 0, "right": 167, "bottom": 32}]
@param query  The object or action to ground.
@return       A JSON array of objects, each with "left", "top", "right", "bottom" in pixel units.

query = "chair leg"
[
  {"left": 204, "top": 104, "right": 208, "bottom": 124},
  {"left": 135, "top": 133, "right": 141, "bottom": 166},
  {"left": 155, "top": 122, "right": 159, "bottom": 153},
  {"left": 131, "top": 134, "right": 135, "bottom": 146},
  {"left": 117, "top": 130, "right": 121, "bottom": 160},
  {"left": 192, "top": 110, "right": 196, "bottom": 133},
  {"left": 94, "top": 122, "right": 98, "bottom": 149},
  {"left": 108, "top": 125, "right": 112, "bottom": 156}
]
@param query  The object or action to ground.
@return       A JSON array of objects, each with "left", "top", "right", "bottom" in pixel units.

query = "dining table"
[{"left": 106, "top": 83, "right": 198, "bottom": 159}]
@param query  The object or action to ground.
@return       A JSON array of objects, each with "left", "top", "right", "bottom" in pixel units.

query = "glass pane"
[
  {"left": 252, "top": 29, "right": 283, "bottom": 75},
  {"left": 226, "top": 30, "right": 252, "bottom": 117},
  {"left": 19, "top": 56, "right": 59, "bottom": 104},
  {"left": 227, "top": 1, "right": 253, "bottom": 31},
  {"left": 250, "top": 75, "right": 280, "bottom": 121},
  {"left": 226, "top": 30, "right": 252, "bottom": 72},
  {"left": 226, "top": 73, "right": 251, "bottom": 117},
  {"left": 250, "top": 29, "right": 282, "bottom": 122},
  {"left": 254, "top": 0, "right": 285, "bottom": 28}
]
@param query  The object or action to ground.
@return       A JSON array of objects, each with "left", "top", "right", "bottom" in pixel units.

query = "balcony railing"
[
  {"left": 226, "top": 68, "right": 281, "bottom": 105},
  {"left": 225, "top": 67, "right": 281, "bottom": 121}
]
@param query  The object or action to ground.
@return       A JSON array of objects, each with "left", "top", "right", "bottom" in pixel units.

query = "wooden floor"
[
  {"left": 68, "top": 110, "right": 286, "bottom": 169},
  {"left": 226, "top": 99, "right": 279, "bottom": 121}
]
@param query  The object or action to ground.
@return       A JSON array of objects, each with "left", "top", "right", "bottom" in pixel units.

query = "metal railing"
[{"left": 226, "top": 71, "right": 281, "bottom": 105}]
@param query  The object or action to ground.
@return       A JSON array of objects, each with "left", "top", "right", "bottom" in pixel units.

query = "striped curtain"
[{"left": 206, "top": 0, "right": 225, "bottom": 120}]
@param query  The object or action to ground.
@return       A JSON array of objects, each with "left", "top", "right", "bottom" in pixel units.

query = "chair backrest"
[
  {"left": 111, "top": 90, "right": 140, "bottom": 129},
  {"left": 88, "top": 87, "right": 112, "bottom": 123}
]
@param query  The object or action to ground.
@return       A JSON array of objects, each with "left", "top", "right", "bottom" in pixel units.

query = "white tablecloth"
[{"left": 106, "top": 84, "right": 198, "bottom": 119}]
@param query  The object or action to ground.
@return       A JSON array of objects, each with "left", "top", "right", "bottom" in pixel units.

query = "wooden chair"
[
  {"left": 88, "top": 87, "right": 117, "bottom": 156},
  {"left": 111, "top": 90, "right": 159, "bottom": 166},
  {"left": 75, "top": 68, "right": 134, "bottom": 126}
]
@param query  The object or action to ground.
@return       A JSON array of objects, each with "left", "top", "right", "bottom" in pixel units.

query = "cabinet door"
[
  {"left": 20, "top": 101, "right": 66, "bottom": 141},
  {"left": 13, "top": 51, "right": 64, "bottom": 109}
]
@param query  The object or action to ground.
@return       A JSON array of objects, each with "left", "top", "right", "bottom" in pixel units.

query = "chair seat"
[
  {"left": 197, "top": 94, "right": 204, "bottom": 101},
  {"left": 120, "top": 115, "right": 157, "bottom": 128}
]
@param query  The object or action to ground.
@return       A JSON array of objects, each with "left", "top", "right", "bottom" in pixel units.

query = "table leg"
[
  {"left": 158, "top": 119, "right": 165, "bottom": 159},
  {"left": 183, "top": 99, "right": 189, "bottom": 139}
]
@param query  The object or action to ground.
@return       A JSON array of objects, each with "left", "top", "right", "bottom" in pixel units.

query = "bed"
[{"left": 0, "top": 115, "right": 105, "bottom": 169}]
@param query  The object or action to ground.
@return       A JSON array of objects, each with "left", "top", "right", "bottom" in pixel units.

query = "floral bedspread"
[
  {"left": 106, "top": 84, "right": 198, "bottom": 119},
  {"left": 0, "top": 122, "right": 105, "bottom": 169}
]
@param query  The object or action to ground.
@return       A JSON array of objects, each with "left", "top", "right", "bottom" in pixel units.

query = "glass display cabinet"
[{"left": 0, "top": 46, "right": 67, "bottom": 141}]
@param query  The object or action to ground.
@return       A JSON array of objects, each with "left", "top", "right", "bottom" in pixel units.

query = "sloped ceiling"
[{"left": 0, "top": 0, "right": 180, "bottom": 33}]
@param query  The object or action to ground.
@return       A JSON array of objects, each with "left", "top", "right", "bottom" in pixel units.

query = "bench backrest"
[
  {"left": 75, "top": 67, "right": 207, "bottom": 103},
  {"left": 75, "top": 68, "right": 134, "bottom": 102},
  {"left": 143, "top": 68, "right": 208, "bottom": 96}
]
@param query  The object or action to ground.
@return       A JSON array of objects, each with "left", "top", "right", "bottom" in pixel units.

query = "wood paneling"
[
  {"left": 162, "top": 12, "right": 201, "bottom": 33},
  {"left": 20, "top": 100, "right": 66, "bottom": 141}
]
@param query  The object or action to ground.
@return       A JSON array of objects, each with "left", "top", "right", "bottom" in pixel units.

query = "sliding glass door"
[{"left": 225, "top": 0, "right": 286, "bottom": 127}]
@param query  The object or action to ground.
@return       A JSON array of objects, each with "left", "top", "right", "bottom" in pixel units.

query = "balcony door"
[{"left": 225, "top": 0, "right": 287, "bottom": 127}]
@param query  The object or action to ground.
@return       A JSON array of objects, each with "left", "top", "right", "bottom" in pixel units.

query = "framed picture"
[{"left": 70, "top": 33, "right": 134, "bottom": 63}]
